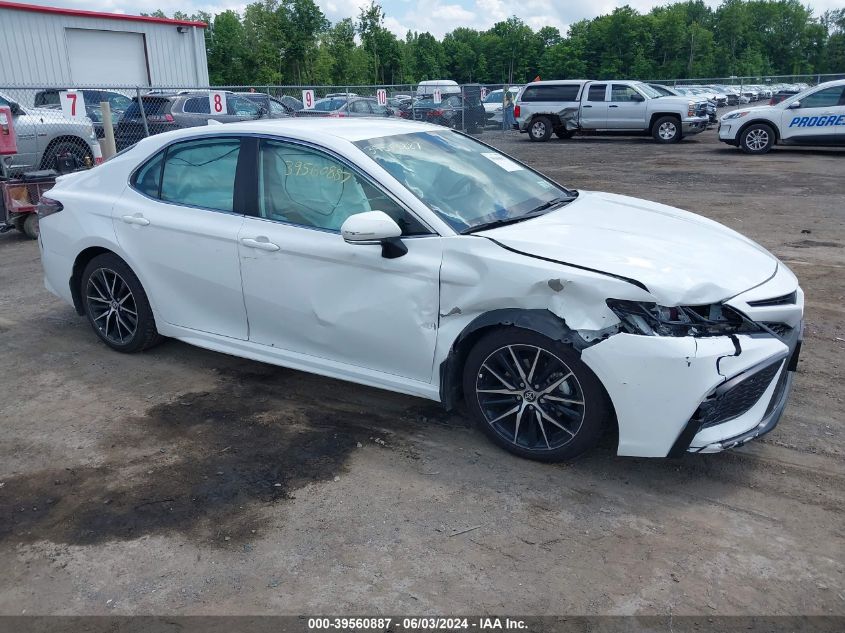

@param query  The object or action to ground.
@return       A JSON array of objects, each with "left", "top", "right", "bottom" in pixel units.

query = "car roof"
[
  {"left": 524, "top": 80, "right": 588, "bottom": 86},
  {"left": 137, "top": 118, "right": 446, "bottom": 145}
]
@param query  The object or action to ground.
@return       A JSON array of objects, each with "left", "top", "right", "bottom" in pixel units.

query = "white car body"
[
  {"left": 719, "top": 79, "right": 845, "bottom": 152},
  {"left": 38, "top": 119, "right": 803, "bottom": 459},
  {"left": 483, "top": 88, "right": 520, "bottom": 125}
]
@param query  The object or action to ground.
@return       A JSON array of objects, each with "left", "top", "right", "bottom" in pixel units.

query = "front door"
[
  {"left": 579, "top": 83, "right": 608, "bottom": 129},
  {"left": 113, "top": 136, "right": 249, "bottom": 339},
  {"left": 607, "top": 84, "right": 648, "bottom": 129},
  {"left": 0, "top": 95, "right": 37, "bottom": 171},
  {"left": 237, "top": 138, "right": 443, "bottom": 382},
  {"left": 781, "top": 85, "right": 845, "bottom": 145}
]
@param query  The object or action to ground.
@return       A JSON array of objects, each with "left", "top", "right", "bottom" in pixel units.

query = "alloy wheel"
[
  {"left": 86, "top": 268, "right": 138, "bottom": 345},
  {"left": 658, "top": 121, "right": 677, "bottom": 140},
  {"left": 531, "top": 121, "right": 546, "bottom": 138},
  {"left": 475, "top": 344, "right": 586, "bottom": 451},
  {"left": 746, "top": 129, "right": 769, "bottom": 151}
]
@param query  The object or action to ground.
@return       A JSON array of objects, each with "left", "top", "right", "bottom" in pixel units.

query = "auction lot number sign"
[
  {"left": 302, "top": 89, "right": 316, "bottom": 109},
  {"left": 59, "top": 90, "right": 87, "bottom": 120},
  {"left": 209, "top": 90, "right": 227, "bottom": 115}
]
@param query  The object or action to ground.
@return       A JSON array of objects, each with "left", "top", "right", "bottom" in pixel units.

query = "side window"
[
  {"left": 228, "top": 96, "right": 259, "bottom": 116},
  {"left": 797, "top": 87, "right": 845, "bottom": 109},
  {"left": 269, "top": 99, "right": 287, "bottom": 115},
  {"left": 611, "top": 85, "right": 641, "bottom": 102},
  {"left": 349, "top": 100, "right": 371, "bottom": 114},
  {"left": 371, "top": 103, "right": 389, "bottom": 116},
  {"left": 588, "top": 84, "right": 607, "bottom": 101},
  {"left": 257, "top": 139, "right": 429, "bottom": 235},
  {"left": 184, "top": 97, "right": 210, "bottom": 114},
  {"left": 160, "top": 138, "right": 241, "bottom": 211},
  {"left": 133, "top": 150, "right": 165, "bottom": 198},
  {"left": 38, "top": 91, "right": 60, "bottom": 106}
]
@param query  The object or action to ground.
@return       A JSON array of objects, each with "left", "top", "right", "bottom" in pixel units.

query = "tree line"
[{"left": 148, "top": 0, "right": 845, "bottom": 86}]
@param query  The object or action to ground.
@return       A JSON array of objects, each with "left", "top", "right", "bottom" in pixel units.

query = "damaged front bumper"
[
  {"left": 580, "top": 322, "right": 802, "bottom": 458},
  {"left": 682, "top": 116, "right": 709, "bottom": 135}
]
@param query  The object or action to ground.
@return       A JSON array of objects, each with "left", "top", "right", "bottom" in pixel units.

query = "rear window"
[
  {"left": 184, "top": 97, "right": 211, "bottom": 114},
  {"left": 123, "top": 97, "right": 171, "bottom": 119},
  {"left": 520, "top": 84, "right": 581, "bottom": 102}
]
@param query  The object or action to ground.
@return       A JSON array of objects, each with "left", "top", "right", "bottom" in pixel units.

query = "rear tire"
[
  {"left": 81, "top": 253, "right": 162, "bottom": 353},
  {"left": 528, "top": 116, "right": 553, "bottom": 142},
  {"left": 40, "top": 139, "right": 94, "bottom": 171},
  {"left": 462, "top": 328, "right": 611, "bottom": 462},
  {"left": 739, "top": 123, "right": 775, "bottom": 154},
  {"left": 22, "top": 214, "right": 39, "bottom": 239}
]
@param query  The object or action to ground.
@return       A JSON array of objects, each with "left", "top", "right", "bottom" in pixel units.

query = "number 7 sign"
[{"left": 59, "top": 90, "right": 87, "bottom": 120}]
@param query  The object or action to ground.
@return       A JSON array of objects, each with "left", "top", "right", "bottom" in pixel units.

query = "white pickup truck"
[{"left": 514, "top": 80, "right": 709, "bottom": 143}]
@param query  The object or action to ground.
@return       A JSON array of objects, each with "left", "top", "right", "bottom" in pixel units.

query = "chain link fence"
[{"left": 1, "top": 73, "right": 840, "bottom": 177}]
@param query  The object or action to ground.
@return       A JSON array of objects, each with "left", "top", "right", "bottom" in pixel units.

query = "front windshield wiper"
[{"left": 462, "top": 196, "right": 575, "bottom": 234}]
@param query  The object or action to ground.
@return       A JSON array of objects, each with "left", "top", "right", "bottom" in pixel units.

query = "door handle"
[
  {"left": 241, "top": 237, "right": 280, "bottom": 252},
  {"left": 583, "top": 105, "right": 592, "bottom": 108},
  {"left": 121, "top": 214, "right": 150, "bottom": 226},
  {"left": 609, "top": 105, "right": 619, "bottom": 108}
]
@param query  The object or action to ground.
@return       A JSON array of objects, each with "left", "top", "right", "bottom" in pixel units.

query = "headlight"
[
  {"left": 606, "top": 300, "right": 761, "bottom": 337},
  {"left": 722, "top": 111, "right": 749, "bottom": 121},
  {"left": 687, "top": 100, "right": 696, "bottom": 117}
]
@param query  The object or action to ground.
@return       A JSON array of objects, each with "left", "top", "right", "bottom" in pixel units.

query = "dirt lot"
[{"left": 0, "top": 128, "right": 842, "bottom": 617}]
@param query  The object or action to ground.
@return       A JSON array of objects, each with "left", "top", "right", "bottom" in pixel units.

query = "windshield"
[
  {"left": 484, "top": 90, "right": 503, "bottom": 103},
  {"left": 355, "top": 131, "right": 574, "bottom": 233},
  {"left": 634, "top": 83, "right": 663, "bottom": 99}
]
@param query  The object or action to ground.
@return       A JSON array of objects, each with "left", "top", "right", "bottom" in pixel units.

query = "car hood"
[
  {"left": 478, "top": 190, "right": 778, "bottom": 306},
  {"left": 721, "top": 104, "right": 778, "bottom": 119}
]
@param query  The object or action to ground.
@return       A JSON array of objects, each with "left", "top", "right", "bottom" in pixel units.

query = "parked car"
[
  {"left": 514, "top": 80, "right": 708, "bottom": 142},
  {"left": 402, "top": 94, "right": 486, "bottom": 132},
  {"left": 37, "top": 118, "right": 804, "bottom": 461},
  {"left": 482, "top": 87, "right": 521, "bottom": 127},
  {"left": 236, "top": 92, "right": 296, "bottom": 117},
  {"left": 0, "top": 90, "right": 101, "bottom": 173},
  {"left": 33, "top": 89, "right": 133, "bottom": 139},
  {"left": 719, "top": 79, "right": 845, "bottom": 154},
  {"left": 770, "top": 88, "right": 801, "bottom": 105},
  {"left": 297, "top": 97, "right": 393, "bottom": 118},
  {"left": 416, "top": 80, "right": 460, "bottom": 97},
  {"left": 114, "top": 91, "right": 265, "bottom": 150}
]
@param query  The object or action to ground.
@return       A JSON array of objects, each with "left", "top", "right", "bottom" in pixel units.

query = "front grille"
[
  {"left": 694, "top": 360, "right": 783, "bottom": 429},
  {"left": 763, "top": 322, "right": 793, "bottom": 337},
  {"left": 748, "top": 291, "right": 797, "bottom": 307}
]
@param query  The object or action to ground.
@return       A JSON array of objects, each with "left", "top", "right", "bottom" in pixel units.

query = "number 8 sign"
[
  {"left": 209, "top": 91, "right": 227, "bottom": 115},
  {"left": 302, "top": 89, "right": 315, "bottom": 109}
]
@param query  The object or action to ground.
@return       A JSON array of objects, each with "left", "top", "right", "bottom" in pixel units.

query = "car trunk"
[{"left": 115, "top": 97, "right": 176, "bottom": 148}]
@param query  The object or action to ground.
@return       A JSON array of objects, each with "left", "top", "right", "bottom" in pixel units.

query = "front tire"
[
  {"left": 81, "top": 253, "right": 162, "bottom": 353},
  {"left": 40, "top": 139, "right": 94, "bottom": 170},
  {"left": 462, "top": 329, "right": 611, "bottom": 461},
  {"left": 739, "top": 123, "right": 775, "bottom": 154},
  {"left": 652, "top": 116, "right": 681, "bottom": 143},
  {"left": 528, "top": 116, "right": 553, "bottom": 142}
]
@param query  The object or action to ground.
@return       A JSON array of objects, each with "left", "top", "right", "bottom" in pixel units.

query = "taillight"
[
  {"left": 36, "top": 196, "right": 63, "bottom": 219},
  {"left": 147, "top": 113, "right": 175, "bottom": 123},
  {"left": 329, "top": 111, "right": 347, "bottom": 118},
  {"left": 428, "top": 109, "right": 444, "bottom": 117},
  {"left": 513, "top": 105, "right": 520, "bottom": 118}
]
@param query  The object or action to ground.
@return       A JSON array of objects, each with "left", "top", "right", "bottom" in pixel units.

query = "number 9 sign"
[
  {"left": 209, "top": 90, "right": 227, "bottom": 115},
  {"left": 302, "top": 89, "right": 315, "bottom": 109}
]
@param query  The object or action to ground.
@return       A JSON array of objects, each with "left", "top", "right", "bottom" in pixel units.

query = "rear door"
[
  {"left": 607, "top": 84, "right": 648, "bottom": 129},
  {"left": 579, "top": 83, "right": 608, "bottom": 129},
  {"left": 113, "top": 136, "right": 249, "bottom": 339},
  {"left": 780, "top": 85, "right": 845, "bottom": 145}
]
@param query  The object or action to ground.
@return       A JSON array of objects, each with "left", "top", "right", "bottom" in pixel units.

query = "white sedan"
[{"left": 37, "top": 118, "right": 803, "bottom": 461}]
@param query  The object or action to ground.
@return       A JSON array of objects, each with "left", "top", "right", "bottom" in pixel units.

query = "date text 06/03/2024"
[{"left": 307, "top": 617, "right": 529, "bottom": 630}]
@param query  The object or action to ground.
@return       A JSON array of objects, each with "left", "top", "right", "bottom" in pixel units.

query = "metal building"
[{"left": 0, "top": 0, "right": 209, "bottom": 87}]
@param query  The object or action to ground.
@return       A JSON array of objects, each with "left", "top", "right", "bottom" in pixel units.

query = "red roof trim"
[{"left": 0, "top": 1, "right": 207, "bottom": 27}]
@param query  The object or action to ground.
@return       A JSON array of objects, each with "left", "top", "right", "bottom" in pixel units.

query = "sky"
[{"left": 12, "top": 0, "right": 845, "bottom": 38}]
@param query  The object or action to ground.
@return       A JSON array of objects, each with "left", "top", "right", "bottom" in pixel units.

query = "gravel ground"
[{"left": 0, "top": 126, "right": 842, "bottom": 616}]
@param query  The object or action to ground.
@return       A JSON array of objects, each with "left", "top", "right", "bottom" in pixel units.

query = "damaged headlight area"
[{"left": 606, "top": 300, "right": 761, "bottom": 337}]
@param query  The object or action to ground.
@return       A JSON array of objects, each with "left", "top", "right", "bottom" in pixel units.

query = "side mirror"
[
  {"left": 341, "top": 211, "right": 406, "bottom": 258},
  {"left": 787, "top": 100, "right": 801, "bottom": 109},
  {"left": 631, "top": 93, "right": 645, "bottom": 102}
]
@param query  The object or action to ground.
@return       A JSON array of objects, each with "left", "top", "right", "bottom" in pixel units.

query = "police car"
[{"left": 719, "top": 79, "right": 845, "bottom": 154}]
